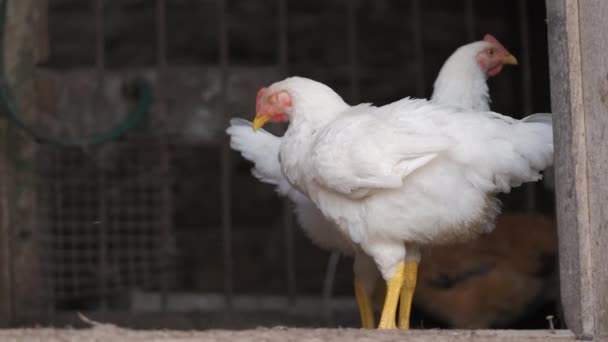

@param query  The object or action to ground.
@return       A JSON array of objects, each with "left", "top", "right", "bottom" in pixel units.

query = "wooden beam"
[
  {"left": 577, "top": 1, "right": 608, "bottom": 337},
  {"left": 546, "top": 0, "right": 608, "bottom": 338},
  {"left": 0, "top": 0, "right": 51, "bottom": 325}
]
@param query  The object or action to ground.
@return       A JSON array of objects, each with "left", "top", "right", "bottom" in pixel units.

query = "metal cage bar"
[
  {"left": 93, "top": 0, "right": 109, "bottom": 312},
  {"left": 276, "top": 0, "right": 297, "bottom": 307},
  {"left": 156, "top": 0, "right": 168, "bottom": 68},
  {"left": 319, "top": 0, "right": 363, "bottom": 324},
  {"left": 411, "top": 0, "right": 425, "bottom": 98},
  {"left": 277, "top": 0, "right": 288, "bottom": 76},
  {"left": 518, "top": 0, "right": 536, "bottom": 212},
  {"left": 347, "top": 1, "right": 360, "bottom": 104},
  {"left": 94, "top": 0, "right": 105, "bottom": 74},
  {"left": 27, "top": 0, "right": 553, "bottom": 325},
  {"left": 48, "top": 161, "right": 63, "bottom": 314},
  {"left": 464, "top": 0, "right": 475, "bottom": 41},
  {"left": 217, "top": 0, "right": 234, "bottom": 313},
  {"left": 155, "top": 0, "right": 172, "bottom": 312}
]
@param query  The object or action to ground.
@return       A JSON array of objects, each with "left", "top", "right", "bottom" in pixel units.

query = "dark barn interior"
[{"left": 1, "top": 0, "right": 558, "bottom": 331}]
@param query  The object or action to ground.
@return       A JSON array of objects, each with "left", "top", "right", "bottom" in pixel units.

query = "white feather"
[
  {"left": 226, "top": 118, "right": 293, "bottom": 196},
  {"left": 431, "top": 41, "right": 494, "bottom": 111},
  {"left": 226, "top": 118, "right": 355, "bottom": 256},
  {"left": 273, "top": 77, "right": 553, "bottom": 280},
  {"left": 226, "top": 41, "right": 548, "bottom": 297}
]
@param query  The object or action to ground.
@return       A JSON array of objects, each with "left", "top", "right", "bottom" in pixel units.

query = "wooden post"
[
  {"left": 0, "top": 0, "right": 49, "bottom": 326},
  {"left": 546, "top": 0, "right": 608, "bottom": 338}
]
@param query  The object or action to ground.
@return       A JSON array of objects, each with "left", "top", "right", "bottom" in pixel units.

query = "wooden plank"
[
  {"left": 545, "top": 1, "right": 588, "bottom": 336},
  {"left": 1, "top": 0, "right": 49, "bottom": 323},
  {"left": 546, "top": 0, "right": 608, "bottom": 338},
  {"left": 578, "top": 0, "right": 608, "bottom": 337}
]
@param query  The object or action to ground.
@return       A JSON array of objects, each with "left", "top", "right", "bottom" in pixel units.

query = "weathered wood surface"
[
  {"left": 546, "top": 0, "right": 608, "bottom": 338},
  {"left": 0, "top": 0, "right": 51, "bottom": 326},
  {"left": 577, "top": 0, "right": 608, "bottom": 337}
]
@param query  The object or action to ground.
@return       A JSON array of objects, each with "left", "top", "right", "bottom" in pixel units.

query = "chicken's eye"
[{"left": 488, "top": 49, "right": 495, "bottom": 56}]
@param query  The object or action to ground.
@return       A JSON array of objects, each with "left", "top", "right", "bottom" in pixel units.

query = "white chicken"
[
  {"left": 227, "top": 34, "right": 519, "bottom": 329},
  {"left": 247, "top": 76, "right": 552, "bottom": 329},
  {"left": 432, "top": 34, "right": 517, "bottom": 111}
]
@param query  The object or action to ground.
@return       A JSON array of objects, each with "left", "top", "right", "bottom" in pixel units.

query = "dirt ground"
[{"left": 0, "top": 324, "right": 578, "bottom": 342}]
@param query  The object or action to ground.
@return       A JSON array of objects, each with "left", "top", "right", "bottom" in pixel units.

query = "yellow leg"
[
  {"left": 377, "top": 261, "right": 405, "bottom": 329},
  {"left": 354, "top": 276, "right": 375, "bottom": 329},
  {"left": 398, "top": 261, "right": 418, "bottom": 330}
]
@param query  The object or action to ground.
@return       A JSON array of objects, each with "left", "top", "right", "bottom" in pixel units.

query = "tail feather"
[
  {"left": 495, "top": 113, "right": 554, "bottom": 192},
  {"left": 521, "top": 113, "right": 552, "bottom": 125},
  {"left": 516, "top": 113, "right": 554, "bottom": 171},
  {"left": 226, "top": 117, "right": 292, "bottom": 195},
  {"left": 466, "top": 112, "right": 554, "bottom": 194}
]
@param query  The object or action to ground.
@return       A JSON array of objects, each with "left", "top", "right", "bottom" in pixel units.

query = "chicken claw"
[
  {"left": 378, "top": 261, "right": 405, "bottom": 329},
  {"left": 398, "top": 261, "right": 419, "bottom": 330},
  {"left": 354, "top": 276, "right": 375, "bottom": 329}
]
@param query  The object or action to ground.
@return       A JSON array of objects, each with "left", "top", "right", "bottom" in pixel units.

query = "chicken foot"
[
  {"left": 398, "top": 261, "right": 418, "bottom": 329},
  {"left": 377, "top": 261, "right": 405, "bottom": 329},
  {"left": 354, "top": 276, "right": 376, "bottom": 329}
]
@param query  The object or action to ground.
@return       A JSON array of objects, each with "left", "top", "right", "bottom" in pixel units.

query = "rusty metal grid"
[
  {"left": 29, "top": 0, "right": 541, "bottom": 322},
  {"left": 33, "top": 0, "right": 176, "bottom": 312},
  {"left": 35, "top": 142, "right": 175, "bottom": 310}
]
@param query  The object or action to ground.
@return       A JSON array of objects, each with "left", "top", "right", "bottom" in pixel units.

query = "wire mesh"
[
  {"left": 36, "top": 142, "right": 175, "bottom": 310},
  {"left": 20, "top": 0, "right": 553, "bottom": 329}
]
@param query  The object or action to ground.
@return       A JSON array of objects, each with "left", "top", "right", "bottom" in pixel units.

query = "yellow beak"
[
  {"left": 252, "top": 115, "right": 271, "bottom": 131},
  {"left": 503, "top": 54, "right": 518, "bottom": 65}
]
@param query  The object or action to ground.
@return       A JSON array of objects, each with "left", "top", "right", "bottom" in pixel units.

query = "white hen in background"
[
  {"left": 249, "top": 76, "right": 552, "bottom": 329},
  {"left": 227, "top": 34, "right": 518, "bottom": 329},
  {"left": 432, "top": 34, "right": 517, "bottom": 111}
]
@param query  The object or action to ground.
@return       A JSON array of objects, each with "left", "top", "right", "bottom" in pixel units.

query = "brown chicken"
[{"left": 412, "top": 213, "right": 558, "bottom": 329}]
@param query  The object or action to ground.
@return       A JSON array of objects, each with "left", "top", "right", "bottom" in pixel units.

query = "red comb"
[
  {"left": 256, "top": 87, "right": 268, "bottom": 113},
  {"left": 483, "top": 34, "right": 507, "bottom": 51}
]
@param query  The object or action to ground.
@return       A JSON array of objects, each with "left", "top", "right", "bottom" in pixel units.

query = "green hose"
[{"left": 0, "top": 0, "right": 152, "bottom": 147}]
